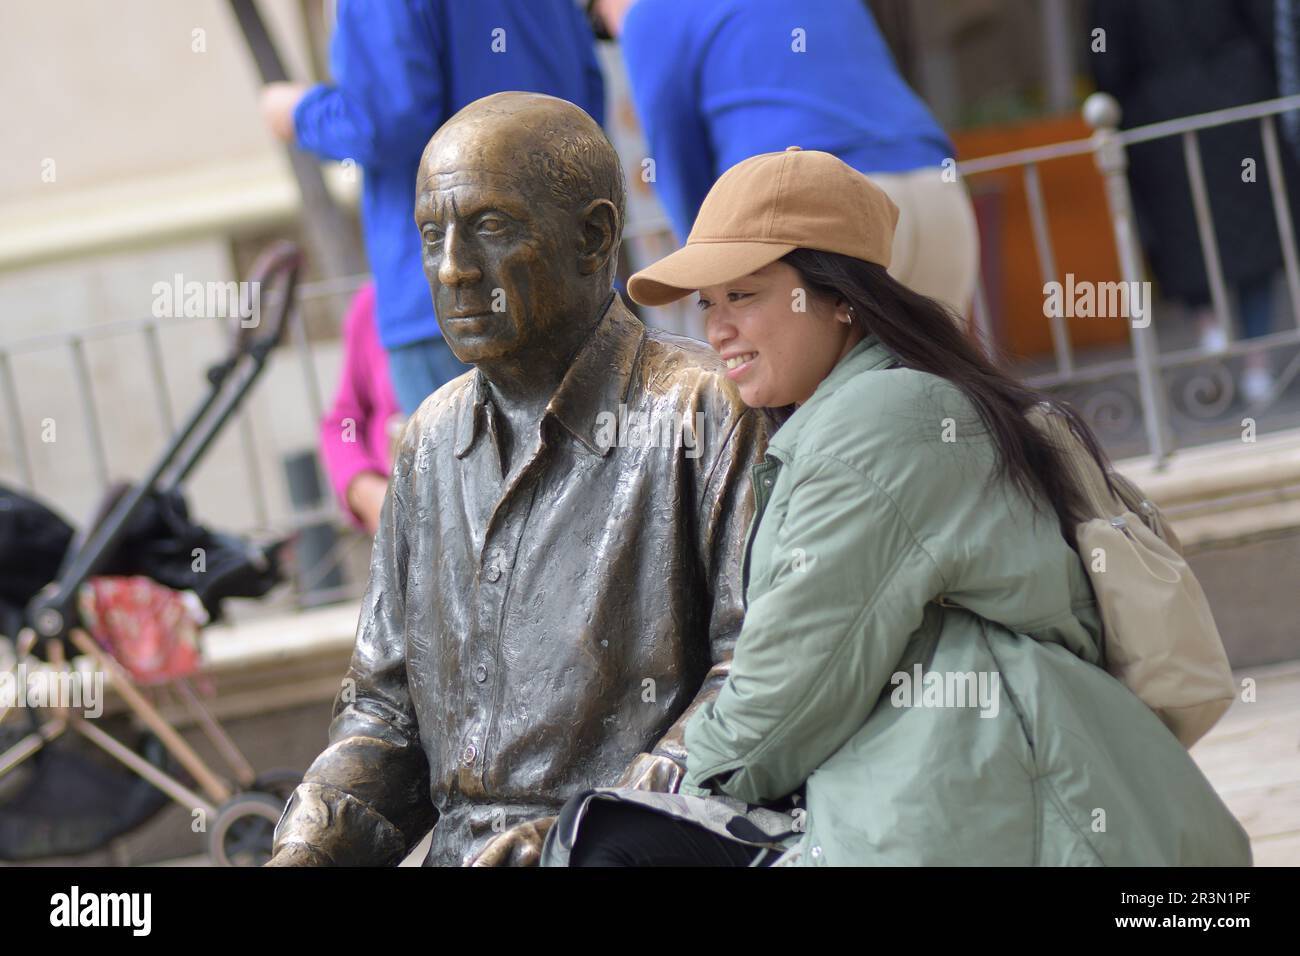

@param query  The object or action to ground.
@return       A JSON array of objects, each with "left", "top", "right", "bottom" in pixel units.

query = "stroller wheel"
[
  {"left": 252, "top": 768, "right": 303, "bottom": 802},
  {"left": 208, "top": 791, "right": 286, "bottom": 867}
]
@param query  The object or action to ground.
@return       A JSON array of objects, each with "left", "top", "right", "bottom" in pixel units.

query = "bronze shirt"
[{"left": 274, "top": 293, "right": 768, "bottom": 865}]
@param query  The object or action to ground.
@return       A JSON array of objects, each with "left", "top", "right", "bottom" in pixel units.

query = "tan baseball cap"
[{"left": 627, "top": 146, "right": 900, "bottom": 307}]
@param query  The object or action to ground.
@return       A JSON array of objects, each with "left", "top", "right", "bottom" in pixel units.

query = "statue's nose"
[{"left": 438, "top": 225, "right": 483, "bottom": 287}]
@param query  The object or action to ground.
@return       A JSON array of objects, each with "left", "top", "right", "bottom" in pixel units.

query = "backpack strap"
[
  {"left": 1025, "top": 402, "right": 1184, "bottom": 556},
  {"left": 1024, "top": 402, "right": 1121, "bottom": 519},
  {"left": 934, "top": 403, "right": 1185, "bottom": 610}
]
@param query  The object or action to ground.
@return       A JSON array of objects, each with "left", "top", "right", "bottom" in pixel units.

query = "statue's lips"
[{"left": 442, "top": 311, "right": 494, "bottom": 325}]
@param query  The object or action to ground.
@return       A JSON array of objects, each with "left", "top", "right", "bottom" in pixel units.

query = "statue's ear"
[{"left": 576, "top": 198, "right": 619, "bottom": 276}]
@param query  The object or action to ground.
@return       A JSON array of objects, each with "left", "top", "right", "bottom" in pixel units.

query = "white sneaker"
[
  {"left": 1200, "top": 322, "right": 1229, "bottom": 354},
  {"left": 1241, "top": 365, "right": 1275, "bottom": 405}
]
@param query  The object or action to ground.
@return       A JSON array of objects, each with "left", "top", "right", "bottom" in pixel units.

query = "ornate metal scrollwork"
[
  {"left": 1080, "top": 385, "right": 1140, "bottom": 439},
  {"left": 1171, "top": 359, "right": 1235, "bottom": 421}
]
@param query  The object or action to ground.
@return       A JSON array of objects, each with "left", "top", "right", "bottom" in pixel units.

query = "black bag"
[
  {"left": 0, "top": 721, "right": 173, "bottom": 861},
  {"left": 77, "top": 482, "right": 285, "bottom": 624},
  {"left": 0, "top": 485, "right": 74, "bottom": 638}
]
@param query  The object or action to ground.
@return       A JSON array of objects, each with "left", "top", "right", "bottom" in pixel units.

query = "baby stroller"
[{"left": 0, "top": 242, "right": 306, "bottom": 866}]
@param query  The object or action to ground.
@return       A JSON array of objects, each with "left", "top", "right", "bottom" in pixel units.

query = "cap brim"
[{"left": 627, "top": 240, "right": 798, "bottom": 307}]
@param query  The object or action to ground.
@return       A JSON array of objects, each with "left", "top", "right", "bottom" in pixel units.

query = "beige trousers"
[{"left": 866, "top": 167, "right": 980, "bottom": 318}]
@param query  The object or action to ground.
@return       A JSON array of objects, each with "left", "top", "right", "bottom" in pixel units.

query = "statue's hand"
[
  {"left": 263, "top": 842, "right": 332, "bottom": 867},
  {"left": 614, "top": 752, "right": 685, "bottom": 794},
  {"left": 467, "top": 816, "right": 556, "bottom": 867}
]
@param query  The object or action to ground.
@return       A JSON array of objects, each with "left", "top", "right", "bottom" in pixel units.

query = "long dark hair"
[{"left": 776, "top": 248, "right": 1113, "bottom": 548}]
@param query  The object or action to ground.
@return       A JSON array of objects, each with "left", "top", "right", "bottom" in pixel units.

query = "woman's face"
[{"left": 698, "top": 260, "right": 862, "bottom": 408}]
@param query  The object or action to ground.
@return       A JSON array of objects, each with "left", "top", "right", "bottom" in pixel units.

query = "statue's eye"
[
  {"left": 478, "top": 217, "right": 507, "bottom": 234},
  {"left": 422, "top": 226, "right": 444, "bottom": 245}
]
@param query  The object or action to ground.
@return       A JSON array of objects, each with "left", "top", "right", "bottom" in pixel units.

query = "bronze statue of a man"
[{"left": 268, "top": 91, "right": 767, "bottom": 866}]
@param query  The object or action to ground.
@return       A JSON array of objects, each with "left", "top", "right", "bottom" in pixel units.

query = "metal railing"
[
  {"left": 960, "top": 91, "right": 1300, "bottom": 468},
  {"left": 6, "top": 89, "right": 1300, "bottom": 583},
  {"left": 0, "top": 272, "right": 371, "bottom": 614}
]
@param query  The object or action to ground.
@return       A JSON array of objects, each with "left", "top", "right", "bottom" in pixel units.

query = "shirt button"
[
  {"left": 461, "top": 744, "right": 477, "bottom": 766},
  {"left": 484, "top": 564, "right": 501, "bottom": 582},
  {"left": 810, "top": 845, "right": 822, "bottom": 859},
  {"left": 474, "top": 663, "right": 488, "bottom": 683}
]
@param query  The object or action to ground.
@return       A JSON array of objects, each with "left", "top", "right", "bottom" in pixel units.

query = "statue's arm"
[
  {"left": 269, "top": 445, "right": 437, "bottom": 866},
  {"left": 615, "top": 403, "right": 767, "bottom": 793}
]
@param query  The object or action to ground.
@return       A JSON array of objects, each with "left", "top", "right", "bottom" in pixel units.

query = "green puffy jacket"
[{"left": 681, "top": 334, "right": 1253, "bottom": 866}]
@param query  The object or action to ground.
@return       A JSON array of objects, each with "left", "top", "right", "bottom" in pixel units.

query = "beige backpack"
[{"left": 1027, "top": 403, "right": 1236, "bottom": 748}]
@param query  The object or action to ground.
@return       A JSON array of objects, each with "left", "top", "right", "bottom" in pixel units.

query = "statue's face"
[{"left": 416, "top": 132, "right": 578, "bottom": 365}]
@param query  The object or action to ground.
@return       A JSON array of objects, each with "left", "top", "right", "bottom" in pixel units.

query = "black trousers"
[{"left": 568, "top": 798, "right": 774, "bottom": 867}]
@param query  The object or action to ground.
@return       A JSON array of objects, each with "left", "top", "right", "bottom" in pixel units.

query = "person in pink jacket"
[{"left": 319, "top": 282, "right": 404, "bottom": 534}]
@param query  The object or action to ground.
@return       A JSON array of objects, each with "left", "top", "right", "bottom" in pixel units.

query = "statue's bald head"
[
  {"left": 415, "top": 93, "right": 627, "bottom": 367},
  {"left": 420, "top": 92, "right": 625, "bottom": 263}
]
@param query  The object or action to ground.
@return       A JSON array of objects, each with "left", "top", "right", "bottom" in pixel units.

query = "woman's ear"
[
  {"left": 835, "top": 298, "right": 854, "bottom": 325},
  {"left": 577, "top": 198, "right": 619, "bottom": 276}
]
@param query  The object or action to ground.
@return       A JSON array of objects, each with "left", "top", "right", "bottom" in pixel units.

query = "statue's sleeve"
[
  {"left": 271, "top": 432, "right": 437, "bottom": 866},
  {"left": 616, "top": 399, "right": 767, "bottom": 792}
]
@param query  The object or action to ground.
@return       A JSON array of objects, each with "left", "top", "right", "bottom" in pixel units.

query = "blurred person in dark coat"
[{"left": 1091, "top": 0, "right": 1300, "bottom": 402}]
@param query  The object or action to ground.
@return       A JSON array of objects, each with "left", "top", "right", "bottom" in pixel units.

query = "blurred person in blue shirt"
[
  {"left": 589, "top": 0, "right": 978, "bottom": 316},
  {"left": 262, "top": 0, "right": 607, "bottom": 415}
]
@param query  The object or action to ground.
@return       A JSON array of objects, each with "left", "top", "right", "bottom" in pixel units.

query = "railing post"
[
  {"left": 0, "top": 350, "right": 34, "bottom": 490},
  {"left": 1023, "top": 162, "right": 1073, "bottom": 373},
  {"left": 1084, "top": 92, "right": 1175, "bottom": 469},
  {"left": 1181, "top": 130, "right": 1234, "bottom": 340},
  {"left": 68, "top": 335, "right": 110, "bottom": 490},
  {"left": 1260, "top": 114, "right": 1300, "bottom": 331}
]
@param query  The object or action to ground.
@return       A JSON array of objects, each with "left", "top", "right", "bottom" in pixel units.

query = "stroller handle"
[
  {"left": 217, "top": 240, "right": 303, "bottom": 375},
  {"left": 25, "top": 242, "right": 303, "bottom": 644}
]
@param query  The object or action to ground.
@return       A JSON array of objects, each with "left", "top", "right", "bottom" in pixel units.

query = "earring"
[{"left": 841, "top": 306, "right": 855, "bottom": 325}]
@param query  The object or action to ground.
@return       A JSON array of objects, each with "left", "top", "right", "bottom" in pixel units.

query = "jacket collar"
[
  {"left": 766, "top": 333, "right": 898, "bottom": 463},
  {"left": 453, "top": 291, "right": 646, "bottom": 459}
]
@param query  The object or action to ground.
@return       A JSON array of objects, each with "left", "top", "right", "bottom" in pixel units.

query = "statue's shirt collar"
[{"left": 453, "top": 292, "right": 646, "bottom": 460}]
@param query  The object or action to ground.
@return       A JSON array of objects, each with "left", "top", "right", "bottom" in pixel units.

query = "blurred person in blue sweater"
[
  {"left": 589, "top": 0, "right": 978, "bottom": 317},
  {"left": 262, "top": 0, "right": 607, "bottom": 414}
]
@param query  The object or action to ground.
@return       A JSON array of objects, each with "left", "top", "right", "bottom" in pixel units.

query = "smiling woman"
[{"left": 543, "top": 147, "right": 1252, "bottom": 868}]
